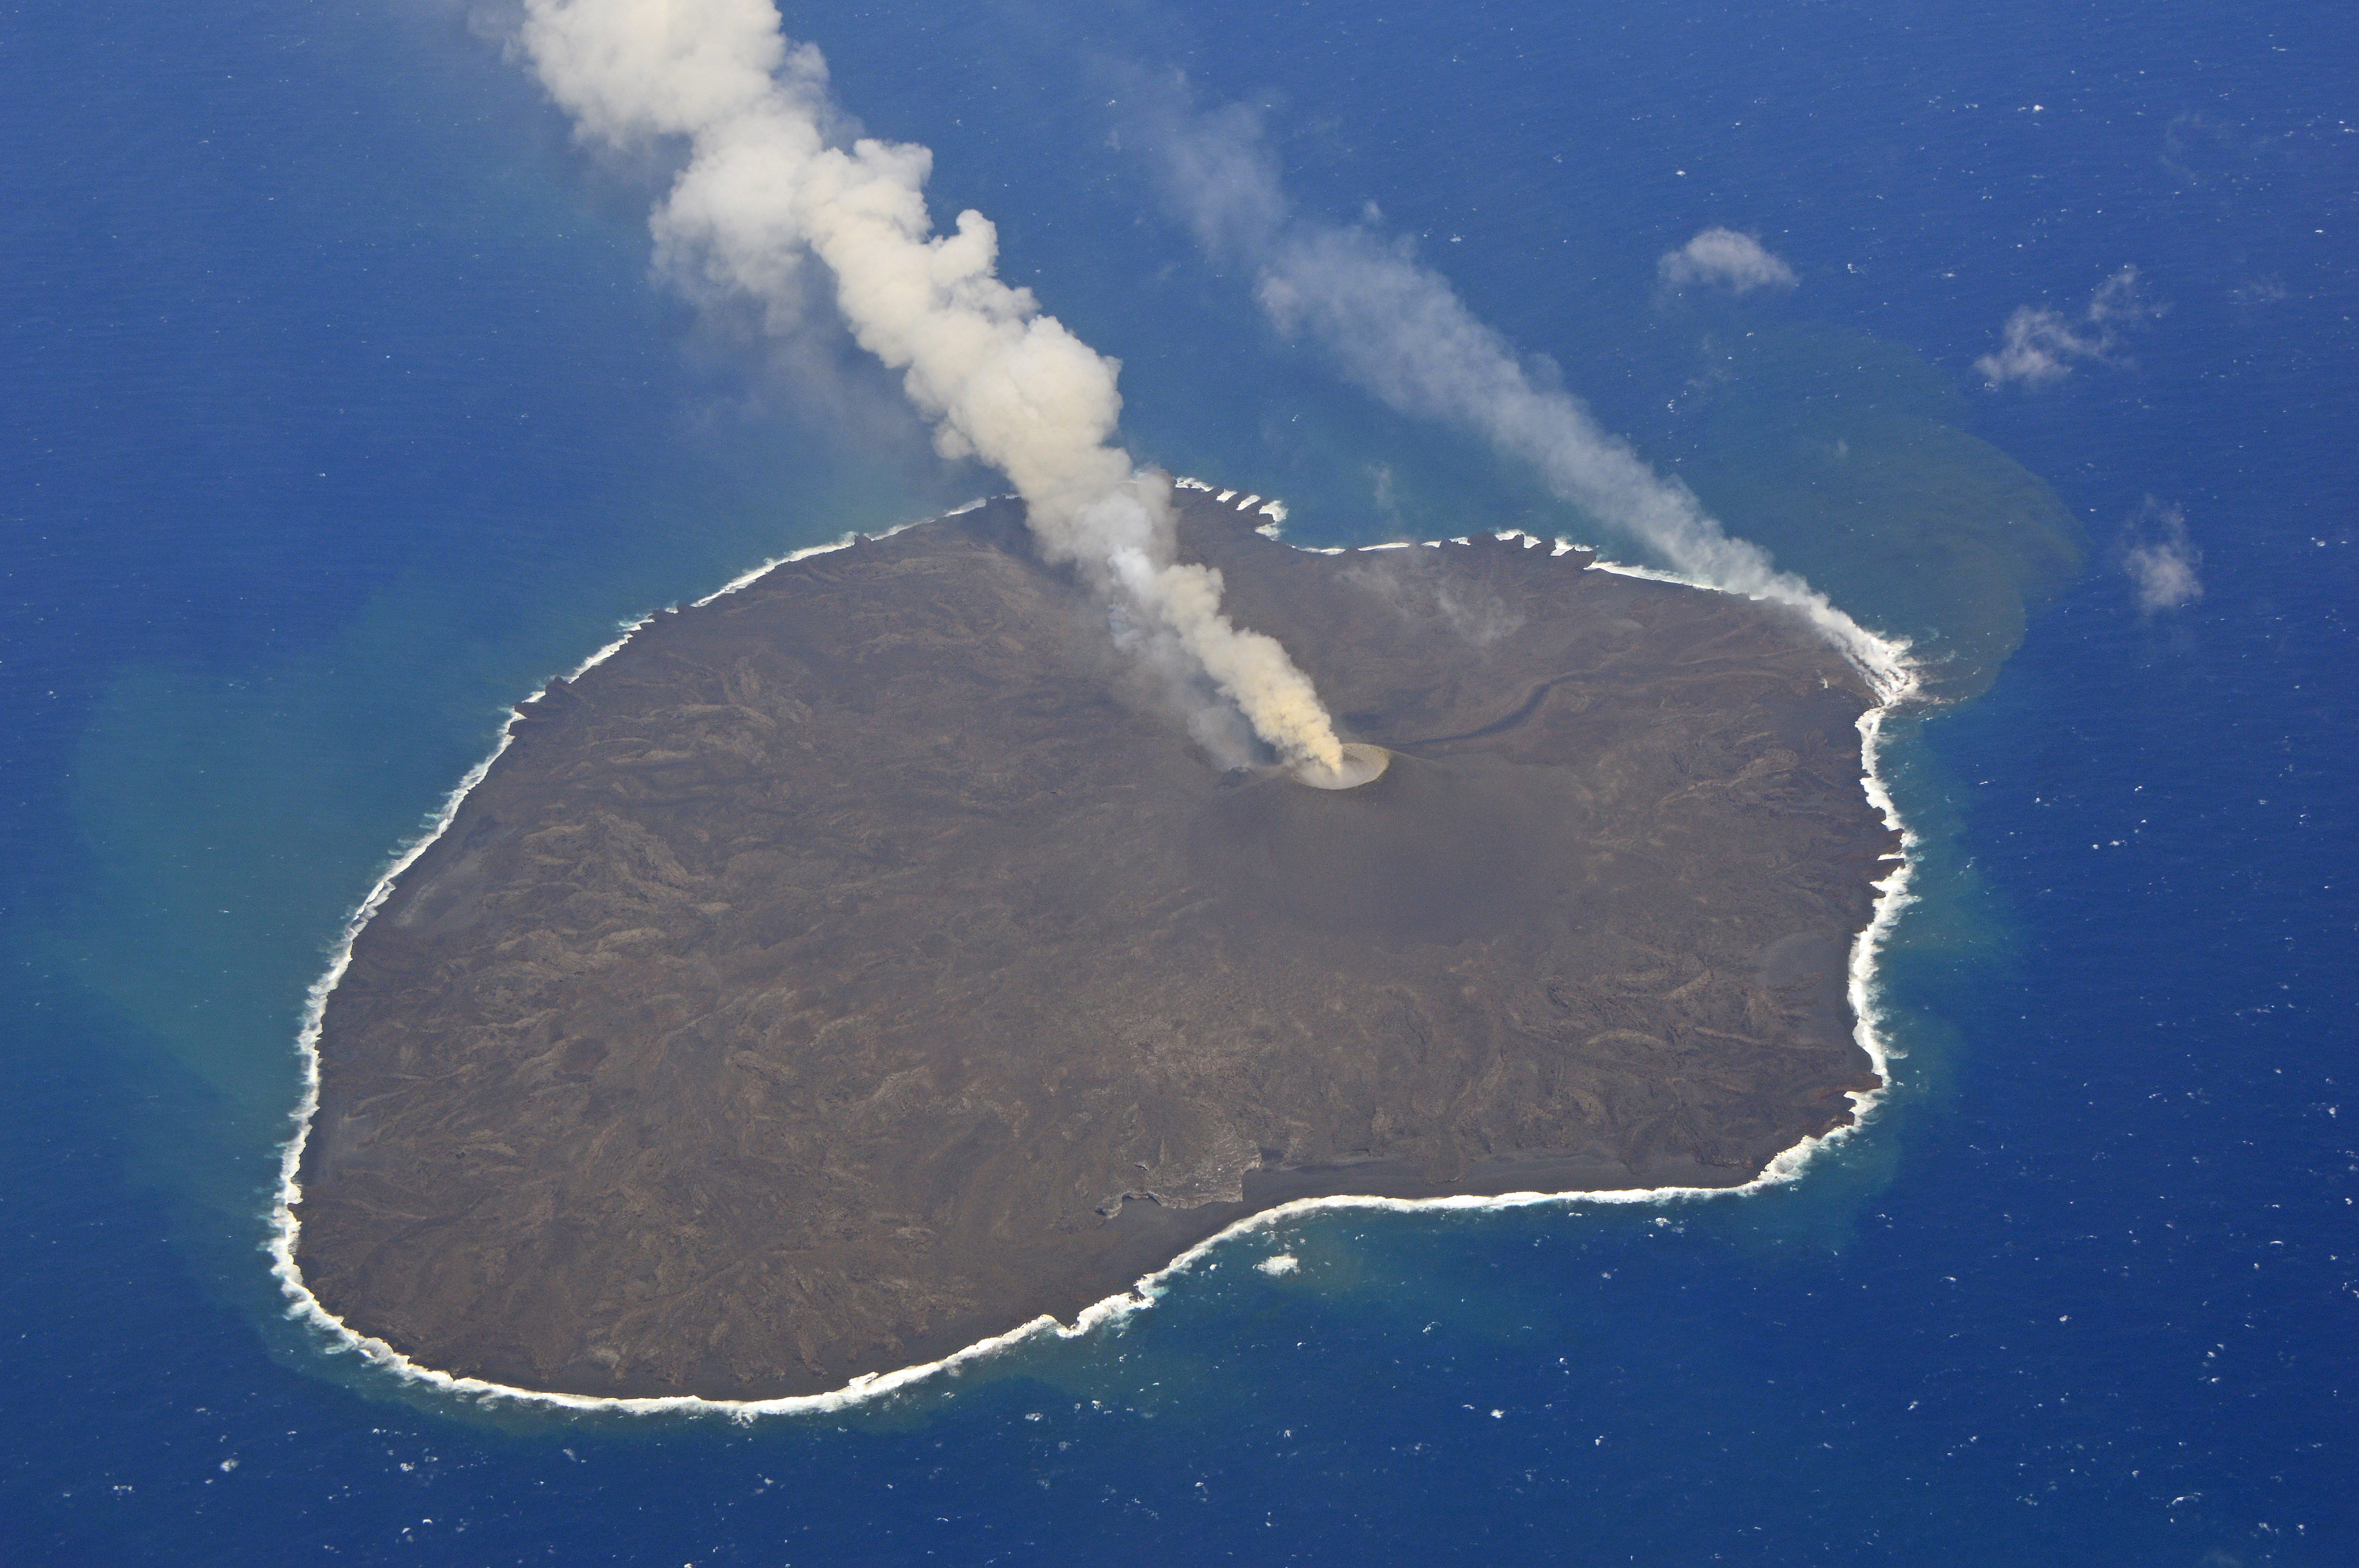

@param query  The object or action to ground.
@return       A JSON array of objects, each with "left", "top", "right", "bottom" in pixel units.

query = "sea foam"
[{"left": 267, "top": 484, "right": 1921, "bottom": 1423}]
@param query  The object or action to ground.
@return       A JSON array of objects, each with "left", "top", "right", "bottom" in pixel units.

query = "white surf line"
[
  {"left": 688, "top": 509, "right": 976, "bottom": 608},
  {"left": 1174, "top": 477, "right": 1290, "bottom": 538},
  {"left": 1581, "top": 556, "right": 1912, "bottom": 706},
  {"left": 267, "top": 486, "right": 1922, "bottom": 1424}
]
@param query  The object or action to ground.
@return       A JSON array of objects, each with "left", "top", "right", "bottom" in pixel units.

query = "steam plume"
[
  {"left": 1141, "top": 97, "right": 1908, "bottom": 697},
  {"left": 518, "top": 0, "right": 1343, "bottom": 771}
]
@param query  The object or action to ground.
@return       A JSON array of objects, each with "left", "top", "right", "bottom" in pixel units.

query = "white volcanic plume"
[
  {"left": 1145, "top": 97, "right": 1910, "bottom": 699},
  {"left": 519, "top": 0, "right": 1344, "bottom": 772}
]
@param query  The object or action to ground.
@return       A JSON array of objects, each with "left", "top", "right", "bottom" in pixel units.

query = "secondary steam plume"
[
  {"left": 517, "top": 0, "right": 1344, "bottom": 773},
  {"left": 1142, "top": 95, "right": 1909, "bottom": 699}
]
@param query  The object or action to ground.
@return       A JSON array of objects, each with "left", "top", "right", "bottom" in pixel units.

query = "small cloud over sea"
[
  {"left": 1977, "top": 266, "right": 2159, "bottom": 390},
  {"left": 1657, "top": 228, "right": 1797, "bottom": 294},
  {"left": 2120, "top": 498, "right": 2203, "bottom": 612}
]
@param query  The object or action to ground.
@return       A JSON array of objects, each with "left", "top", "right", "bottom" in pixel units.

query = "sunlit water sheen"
[{"left": 4, "top": 0, "right": 2353, "bottom": 1563}]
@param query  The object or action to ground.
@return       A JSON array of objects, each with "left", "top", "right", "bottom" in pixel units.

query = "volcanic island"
[{"left": 292, "top": 485, "right": 1901, "bottom": 1401}]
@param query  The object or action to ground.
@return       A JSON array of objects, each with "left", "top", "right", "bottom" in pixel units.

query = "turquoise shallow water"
[{"left": 4, "top": 0, "right": 2354, "bottom": 1561}]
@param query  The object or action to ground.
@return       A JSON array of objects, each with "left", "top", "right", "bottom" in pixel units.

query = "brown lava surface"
[{"left": 294, "top": 489, "right": 1898, "bottom": 1400}]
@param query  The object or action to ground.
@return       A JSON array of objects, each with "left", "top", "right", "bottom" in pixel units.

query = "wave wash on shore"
[
  {"left": 265, "top": 492, "right": 1923, "bottom": 1423},
  {"left": 516, "top": 0, "right": 1343, "bottom": 774}
]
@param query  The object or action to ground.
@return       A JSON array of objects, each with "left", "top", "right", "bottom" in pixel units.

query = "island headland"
[{"left": 289, "top": 485, "right": 1901, "bottom": 1402}]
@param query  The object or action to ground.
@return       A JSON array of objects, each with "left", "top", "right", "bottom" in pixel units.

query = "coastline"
[{"left": 265, "top": 485, "right": 1922, "bottom": 1423}]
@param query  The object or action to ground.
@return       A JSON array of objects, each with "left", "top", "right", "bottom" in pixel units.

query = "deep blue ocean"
[{"left": 5, "top": 0, "right": 2354, "bottom": 1562}]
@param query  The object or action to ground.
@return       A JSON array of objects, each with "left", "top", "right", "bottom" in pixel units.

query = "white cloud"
[
  {"left": 2121, "top": 500, "right": 2203, "bottom": 612},
  {"left": 1656, "top": 228, "right": 1797, "bottom": 294},
  {"left": 1976, "top": 267, "right": 2155, "bottom": 390}
]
